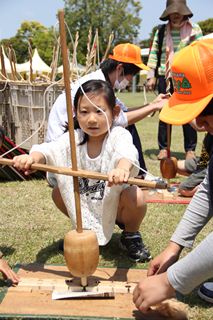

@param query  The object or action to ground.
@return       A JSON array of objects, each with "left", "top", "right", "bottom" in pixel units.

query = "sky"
[{"left": 0, "top": 0, "right": 212, "bottom": 41}]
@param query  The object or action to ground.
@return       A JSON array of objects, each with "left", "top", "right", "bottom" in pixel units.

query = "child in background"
[{"left": 13, "top": 80, "right": 151, "bottom": 262}]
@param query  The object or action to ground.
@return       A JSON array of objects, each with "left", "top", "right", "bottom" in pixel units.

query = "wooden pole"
[
  {"left": 0, "top": 158, "right": 167, "bottom": 189},
  {"left": 58, "top": 10, "right": 83, "bottom": 233}
]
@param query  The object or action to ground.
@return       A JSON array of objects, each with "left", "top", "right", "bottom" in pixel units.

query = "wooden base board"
[
  {"left": 143, "top": 187, "right": 191, "bottom": 204},
  {"left": 0, "top": 264, "right": 179, "bottom": 319}
]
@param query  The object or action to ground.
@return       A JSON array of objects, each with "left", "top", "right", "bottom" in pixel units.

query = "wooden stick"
[
  {"left": 167, "top": 124, "right": 171, "bottom": 158},
  {"left": 0, "top": 158, "right": 167, "bottom": 189},
  {"left": 58, "top": 10, "right": 83, "bottom": 233}
]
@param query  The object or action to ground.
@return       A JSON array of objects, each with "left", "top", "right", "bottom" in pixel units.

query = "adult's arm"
[
  {"left": 171, "top": 172, "right": 212, "bottom": 248},
  {"left": 167, "top": 231, "right": 213, "bottom": 294},
  {"left": 126, "top": 96, "right": 167, "bottom": 125}
]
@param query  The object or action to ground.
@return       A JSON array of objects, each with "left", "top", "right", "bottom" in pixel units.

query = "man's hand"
[
  {"left": 148, "top": 242, "right": 182, "bottom": 276},
  {"left": 133, "top": 272, "right": 175, "bottom": 313}
]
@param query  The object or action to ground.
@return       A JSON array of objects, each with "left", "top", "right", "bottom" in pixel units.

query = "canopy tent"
[
  {"left": 57, "top": 63, "right": 86, "bottom": 74},
  {"left": 16, "top": 48, "right": 51, "bottom": 74},
  {"left": 201, "top": 33, "right": 213, "bottom": 39}
]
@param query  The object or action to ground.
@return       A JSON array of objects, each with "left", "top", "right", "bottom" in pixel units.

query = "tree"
[
  {"left": 198, "top": 18, "right": 213, "bottom": 36},
  {"left": 0, "top": 21, "right": 55, "bottom": 64},
  {"left": 64, "top": 0, "right": 142, "bottom": 64}
]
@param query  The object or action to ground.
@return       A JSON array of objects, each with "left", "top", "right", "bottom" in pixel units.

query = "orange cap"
[
  {"left": 109, "top": 43, "right": 150, "bottom": 71},
  {"left": 159, "top": 39, "right": 213, "bottom": 125}
]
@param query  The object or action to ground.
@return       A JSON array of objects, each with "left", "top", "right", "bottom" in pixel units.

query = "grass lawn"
[{"left": 0, "top": 92, "right": 212, "bottom": 319}]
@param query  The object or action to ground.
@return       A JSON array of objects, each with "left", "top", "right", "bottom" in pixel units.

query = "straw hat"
[{"left": 160, "top": 0, "right": 193, "bottom": 21}]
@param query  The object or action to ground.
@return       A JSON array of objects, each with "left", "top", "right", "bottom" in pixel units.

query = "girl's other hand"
[{"left": 108, "top": 167, "right": 130, "bottom": 186}]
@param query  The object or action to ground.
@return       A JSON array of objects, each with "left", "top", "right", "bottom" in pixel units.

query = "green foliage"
[
  {"left": 198, "top": 18, "right": 213, "bottom": 36},
  {"left": 64, "top": 0, "right": 142, "bottom": 64},
  {"left": 0, "top": 21, "right": 55, "bottom": 64}
]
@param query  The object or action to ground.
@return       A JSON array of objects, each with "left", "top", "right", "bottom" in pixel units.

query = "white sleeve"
[
  {"left": 113, "top": 109, "right": 128, "bottom": 127},
  {"left": 31, "top": 132, "right": 70, "bottom": 167},
  {"left": 45, "top": 93, "right": 68, "bottom": 142}
]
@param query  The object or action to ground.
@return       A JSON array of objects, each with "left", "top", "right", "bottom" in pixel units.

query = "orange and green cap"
[
  {"left": 109, "top": 43, "right": 150, "bottom": 71},
  {"left": 159, "top": 39, "right": 213, "bottom": 125}
]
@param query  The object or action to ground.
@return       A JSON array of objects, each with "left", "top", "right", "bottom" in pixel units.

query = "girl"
[{"left": 13, "top": 80, "right": 151, "bottom": 262}]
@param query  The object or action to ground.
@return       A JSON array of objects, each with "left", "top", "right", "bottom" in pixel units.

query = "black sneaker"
[
  {"left": 119, "top": 231, "right": 151, "bottom": 262},
  {"left": 58, "top": 239, "right": 64, "bottom": 253}
]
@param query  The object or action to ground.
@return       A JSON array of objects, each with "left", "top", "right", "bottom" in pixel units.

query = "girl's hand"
[
  {"left": 133, "top": 272, "right": 175, "bottom": 313},
  {"left": 147, "top": 242, "right": 182, "bottom": 276},
  {"left": 12, "top": 154, "right": 35, "bottom": 175},
  {"left": 108, "top": 167, "right": 130, "bottom": 186}
]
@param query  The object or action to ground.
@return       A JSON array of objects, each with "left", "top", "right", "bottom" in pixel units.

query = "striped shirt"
[{"left": 147, "top": 22, "right": 203, "bottom": 76}]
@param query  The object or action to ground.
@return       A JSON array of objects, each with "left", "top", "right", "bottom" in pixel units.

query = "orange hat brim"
[
  {"left": 108, "top": 54, "right": 150, "bottom": 71},
  {"left": 159, "top": 94, "right": 213, "bottom": 125},
  {"left": 135, "top": 62, "right": 150, "bottom": 71}
]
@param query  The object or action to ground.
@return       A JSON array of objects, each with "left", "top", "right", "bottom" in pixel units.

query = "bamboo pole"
[
  {"left": 0, "top": 158, "right": 167, "bottom": 189},
  {"left": 58, "top": 10, "right": 83, "bottom": 233}
]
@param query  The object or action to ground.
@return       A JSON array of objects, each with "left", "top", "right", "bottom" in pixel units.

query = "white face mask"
[{"left": 114, "top": 78, "right": 129, "bottom": 91}]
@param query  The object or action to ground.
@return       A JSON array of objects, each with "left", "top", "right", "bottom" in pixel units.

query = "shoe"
[
  {"left": 58, "top": 239, "right": 64, "bottom": 252},
  {"left": 157, "top": 149, "right": 168, "bottom": 160},
  {"left": 119, "top": 231, "right": 152, "bottom": 262},
  {"left": 185, "top": 150, "right": 196, "bottom": 160},
  {"left": 198, "top": 282, "right": 213, "bottom": 303}
]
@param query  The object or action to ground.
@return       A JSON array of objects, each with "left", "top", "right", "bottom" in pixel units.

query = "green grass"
[{"left": 0, "top": 92, "right": 212, "bottom": 319}]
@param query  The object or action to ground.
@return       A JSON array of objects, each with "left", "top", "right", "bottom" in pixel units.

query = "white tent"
[
  {"left": 16, "top": 48, "right": 51, "bottom": 74},
  {"left": 201, "top": 33, "right": 213, "bottom": 39},
  {"left": 57, "top": 63, "right": 86, "bottom": 74}
]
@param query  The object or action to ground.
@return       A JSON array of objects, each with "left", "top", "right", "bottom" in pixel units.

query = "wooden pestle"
[{"left": 58, "top": 10, "right": 100, "bottom": 288}]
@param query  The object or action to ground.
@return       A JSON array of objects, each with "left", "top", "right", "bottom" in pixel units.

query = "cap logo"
[{"left": 172, "top": 72, "right": 192, "bottom": 95}]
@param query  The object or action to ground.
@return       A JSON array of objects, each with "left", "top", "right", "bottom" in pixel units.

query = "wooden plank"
[{"left": 0, "top": 264, "right": 187, "bottom": 319}]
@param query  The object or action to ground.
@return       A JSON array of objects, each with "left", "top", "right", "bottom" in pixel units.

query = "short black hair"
[
  {"left": 100, "top": 58, "right": 140, "bottom": 77},
  {"left": 199, "top": 98, "right": 213, "bottom": 117}
]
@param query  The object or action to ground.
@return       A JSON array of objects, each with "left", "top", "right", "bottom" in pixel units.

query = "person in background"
[
  {"left": 146, "top": 0, "right": 202, "bottom": 160},
  {"left": 133, "top": 39, "right": 213, "bottom": 310}
]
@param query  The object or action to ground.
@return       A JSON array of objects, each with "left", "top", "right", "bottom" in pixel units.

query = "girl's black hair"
[
  {"left": 65, "top": 79, "right": 116, "bottom": 145},
  {"left": 100, "top": 59, "right": 140, "bottom": 78},
  {"left": 199, "top": 98, "right": 213, "bottom": 117}
]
